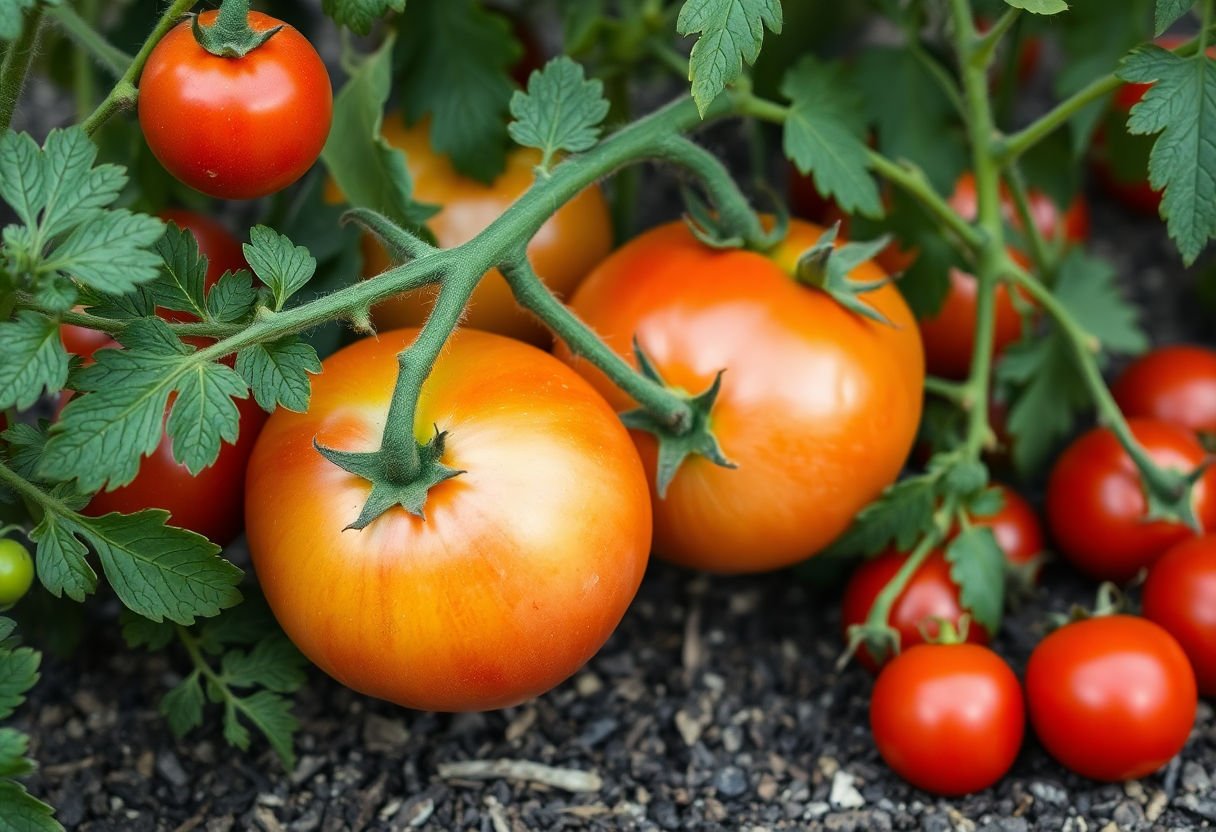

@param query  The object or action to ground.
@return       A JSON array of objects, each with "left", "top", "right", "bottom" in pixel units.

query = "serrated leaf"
[
  {"left": 0, "top": 780, "right": 60, "bottom": 832},
  {"left": 0, "top": 620, "right": 14, "bottom": 643},
  {"left": 1, "top": 422, "right": 46, "bottom": 482},
  {"left": 321, "top": 0, "right": 404, "bottom": 34},
  {"left": 40, "top": 210, "right": 165, "bottom": 294},
  {"left": 824, "top": 475, "right": 940, "bottom": 557},
  {"left": 945, "top": 527, "right": 1006, "bottom": 635},
  {"left": 0, "top": 647, "right": 39, "bottom": 720},
  {"left": 1005, "top": 0, "right": 1069, "bottom": 13},
  {"left": 242, "top": 227, "right": 316, "bottom": 311},
  {"left": 1053, "top": 250, "right": 1149, "bottom": 354},
  {"left": 235, "top": 338, "right": 321, "bottom": 413},
  {"left": 161, "top": 671, "right": 205, "bottom": 738},
  {"left": 221, "top": 635, "right": 308, "bottom": 693},
  {"left": 32, "top": 275, "right": 77, "bottom": 313},
  {"left": 0, "top": 729, "right": 33, "bottom": 779},
  {"left": 1154, "top": 0, "right": 1192, "bottom": 35},
  {"left": 0, "top": 312, "right": 68, "bottom": 410},
  {"left": 29, "top": 513, "right": 96, "bottom": 602},
  {"left": 999, "top": 336, "right": 1088, "bottom": 475},
  {"left": 1121, "top": 45, "right": 1216, "bottom": 263},
  {"left": 222, "top": 701, "right": 251, "bottom": 751},
  {"left": 677, "top": 0, "right": 783, "bottom": 115},
  {"left": 198, "top": 598, "right": 277, "bottom": 652},
  {"left": 205, "top": 270, "right": 258, "bottom": 323},
  {"left": 781, "top": 56, "right": 882, "bottom": 218},
  {"left": 150, "top": 224, "right": 208, "bottom": 320},
  {"left": 82, "top": 285, "right": 156, "bottom": 321},
  {"left": 396, "top": 0, "right": 520, "bottom": 182},
  {"left": 942, "top": 459, "right": 990, "bottom": 499},
  {"left": 165, "top": 362, "right": 246, "bottom": 474},
  {"left": 508, "top": 57, "right": 609, "bottom": 170},
  {"left": 120, "top": 610, "right": 175, "bottom": 651},
  {"left": 233, "top": 690, "right": 298, "bottom": 769}
]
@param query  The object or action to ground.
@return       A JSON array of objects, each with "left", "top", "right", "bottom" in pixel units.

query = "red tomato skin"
[
  {"left": 1026, "top": 615, "right": 1197, "bottom": 781},
  {"left": 59, "top": 322, "right": 112, "bottom": 362},
  {"left": 870, "top": 643, "right": 1025, "bottom": 795},
  {"left": 973, "top": 483, "right": 1045, "bottom": 570},
  {"left": 557, "top": 219, "right": 924, "bottom": 574},
  {"left": 841, "top": 550, "right": 988, "bottom": 672},
  {"left": 1045, "top": 419, "right": 1216, "bottom": 582},
  {"left": 1143, "top": 535, "right": 1216, "bottom": 696},
  {"left": 138, "top": 11, "right": 332, "bottom": 200},
  {"left": 245, "top": 329, "right": 652, "bottom": 712},
  {"left": 1113, "top": 345, "right": 1216, "bottom": 436}
]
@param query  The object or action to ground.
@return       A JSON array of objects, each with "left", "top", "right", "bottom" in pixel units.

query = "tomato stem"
[
  {"left": 192, "top": 0, "right": 280, "bottom": 58},
  {"left": 655, "top": 135, "right": 771, "bottom": 250},
  {"left": 0, "top": 2, "right": 46, "bottom": 134},
  {"left": 1001, "top": 165, "right": 1054, "bottom": 281},
  {"left": 50, "top": 1, "right": 132, "bottom": 81},
  {"left": 14, "top": 296, "right": 244, "bottom": 340}
]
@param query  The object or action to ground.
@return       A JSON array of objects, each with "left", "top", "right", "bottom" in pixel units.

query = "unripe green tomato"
[{"left": 0, "top": 539, "right": 35, "bottom": 608}]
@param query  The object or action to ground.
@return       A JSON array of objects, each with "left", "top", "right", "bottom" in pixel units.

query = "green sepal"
[
  {"left": 313, "top": 428, "right": 464, "bottom": 529},
  {"left": 679, "top": 184, "right": 743, "bottom": 250},
  {"left": 620, "top": 340, "right": 734, "bottom": 498},
  {"left": 191, "top": 2, "right": 282, "bottom": 58},
  {"left": 793, "top": 224, "right": 894, "bottom": 326},
  {"left": 1141, "top": 457, "right": 1211, "bottom": 532}
]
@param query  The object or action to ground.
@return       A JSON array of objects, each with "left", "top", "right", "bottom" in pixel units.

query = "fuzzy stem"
[
  {"left": 51, "top": 1, "right": 131, "bottom": 80},
  {"left": 0, "top": 3, "right": 46, "bottom": 133},
  {"left": 655, "top": 134, "right": 767, "bottom": 248}
]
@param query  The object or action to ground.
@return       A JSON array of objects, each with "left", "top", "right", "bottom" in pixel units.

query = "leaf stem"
[
  {"left": 924, "top": 375, "right": 969, "bottom": 406},
  {"left": 50, "top": 2, "right": 132, "bottom": 80},
  {"left": 655, "top": 134, "right": 768, "bottom": 248},
  {"left": 0, "top": 2, "right": 46, "bottom": 133},
  {"left": 14, "top": 297, "right": 245, "bottom": 340},
  {"left": 1002, "top": 165, "right": 1053, "bottom": 280}
]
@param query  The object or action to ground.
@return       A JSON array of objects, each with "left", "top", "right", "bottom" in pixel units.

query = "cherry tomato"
[
  {"left": 1026, "top": 614, "right": 1197, "bottom": 781},
  {"left": 59, "top": 320, "right": 113, "bottom": 362},
  {"left": 138, "top": 10, "right": 332, "bottom": 199},
  {"left": 332, "top": 115, "right": 612, "bottom": 346},
  {"left": 1142, "top": 535, "right": 1216, "bottom": 697},
  {"left": 842, "top": 550, "right": 988, "bottom": 672},
  {"left": 972, "top": 483, "right": 1045, "bottom": 576},
  {"left": 1046, "top": 419, "right": 1216, "bottom": 582},
  {"left": 245, "top": 328, "right": 652, "bottom": 711},
  {"left": 557, "top": 219, "right": 924, "bottom": 573},
  {"left": 0, "top": 539, "right": 35, "bottom": 608},
  {"left": 1113, "top": 345, "right": 1216, "bottom": 438},
  {"left": 870, "top": 643, "right": 1025, "bottom": 795}
]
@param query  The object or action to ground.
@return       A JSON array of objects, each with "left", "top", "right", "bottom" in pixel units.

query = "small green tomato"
[{"left": 0, "top": 539, "right": 35, "bottom": 608}]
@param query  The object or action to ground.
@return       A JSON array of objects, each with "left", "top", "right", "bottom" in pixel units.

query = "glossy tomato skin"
[
  {"left": 871, "top": 643, "right": 1025, "bottom": 795},
  {"left": 842, "top": 550, "right": 988, "bottom": 672},
  {"left": 344, "top": 115, "right": 612, "bottom": 345},
  {"left": 245, "top": 329, "right": 652, "bottom": 711},
  {"left": 973, "top": 483, "right": 1045, "bottom": 572},
  {"left": 59, "top": 321, "right": 113, "bottom": 362},
  {"left": 1026, "top": 615, "right": 1197, "bottom": 781},
  {"left": 558, "top": 219, "right": 924, "bottom": 573},
  {"left": 1143, "top": 535, "right": 1216, "bottom": 696},
  {"left": 1046, "top": 419, "right": 1216, "bottom": 582},
  {"left": 1113, "top": 345, "right": 1216, "bottom": 437},
  {"left": 138, "top": 11, "right": 332, "bottom": 200}
]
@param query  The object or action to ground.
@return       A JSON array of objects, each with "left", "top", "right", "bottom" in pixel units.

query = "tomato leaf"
[
  {"left": 1056, "top": 250, "right": 1149, "bottom": 355},
  {"left": 0, "top": 730, "right": 34, "bottom": 779},
  {"left": 220, "top": 634, "right": 308, "bottom": 693},
  {"left": 229, "top": 690, "right": 299, "bottom": 770},
  {"left": 1154, "top": 0, "right": 1193, "bottom": 35},
  {"left": 508, "top": 57, "right": 610, "bottom": 171},
  {"left": 242, "top": 227, "right": 316, "bottom": 312},
  {"left": 1121, "top": 44, "right": 1216, "bottom": 263},
  {"left": 120, "top": 610, "right": 175, "bottom": 651},
  {"left": 166, "top": 363, "right": 247, "bottom": 476},
  {"left": 676, "top": 0, "right": 783, "bottom": 116},
  {"left": 205, "top": 271, "right": 259, "bottom": 324},
  {"left": 0, "top": 312, "right": 68, "bottom": 410},
  {"left": 395, "top": 0, "right": 520, "bottom": 183},
  {"left": 29, "top": 513, "right": 96, "bottom": 602},
  {"left": 149, "top": 224, "right": 208, "bottom": 321},
  {"left": 781, "top": 56, "right": 882, "bottom": 219},
  {"left": 944, "top": 526, "right": 1006, "bottom": 636},
  {"left": 822, "top": 475, "right": 940, "bottom": 558},
  {"left": 160, "top": 671, "right": 205, "bottom": 738},
  {"left": 321, "top": 0, "right": 404, "bottom": 34},
  {"left": 0, "top": 780, "right": 60, "bottom": 832},
  {"left": 0, "top": 645, "right": 38, "bottom": 720},
  {"left": 1004, "top": 0, "right": 1069, "bottom": 14},
  {"left": 235, "top": 337, "right": 321, "bottom": 413}
]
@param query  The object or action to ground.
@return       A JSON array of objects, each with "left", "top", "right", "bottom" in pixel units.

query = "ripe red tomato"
[
  {"left": 842, "top": 549, "right": 988, "bottom": 672},
  {"left": 1026, "top": 615, "right": 1197, "bottom": 781},
  {"left": 972, "top": 483, "right": 1045, "bottom": 575},
  {"left": 557, "top": 219, "right": 924, "bottom": 573},
  {"left": 1045, "top": 419, "right": 1216, "bottom": 582},
  {"left": 870, "top": 643, "right": 1025, "bottom": 795},
  {"left": 245, "top": 328, "right": 652, "bottom": 711},
  {"left": 138, "top": 10, "right": 332, "bottom": 199},
  {"left": 1142, "top": 535, "right": 1216, "bottom": 697},
  {"left": 59, "top": 320, "right": 112, "bottom": 362},
  {"left": 1113, "top": 345, "right": 1216, "bottom": 438}
]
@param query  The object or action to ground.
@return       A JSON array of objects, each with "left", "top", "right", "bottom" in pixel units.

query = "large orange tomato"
[
  {"left": 245, "top": 328, "right": 651, "bottom": 711},
  {"left": 557, "top": 219, "right": 924, "bottom": 573},
  {"left": 347, "top": 116, "right": 613, "bottom": 345}
]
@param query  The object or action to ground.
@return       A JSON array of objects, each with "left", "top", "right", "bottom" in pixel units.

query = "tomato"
[
  {"left": 1045, "top": 419, "right": 1216, "bottom": 582},
  {"left": 1026, "top": 614, "right": 1197, "bottom": 781},
  {"left": 1142, "top": 535, "right": 1216, "bottom": 696},
  {"left": 59, "top": 320, "right": 113, "bottom": 362},
  {"left": 870, "top": 643, "right": 1025, "bottom": 795},
  {"left": 842, "top": 550, "right": 988, "bottom": 672},
  {"left": 972, "top": 483, "right": 1045, "bottom": 576},
  {"left": 335, "top": 115, "right": 612, "bottom": 346},
  {"left": 1113, "top": 345, "right": 1216, "bottom": 438},
  {"left": 138, "top": 10, "right": 332, "bottom": 200},
  {"left": 946, "top": 172, "right": 1091, "bottom": 247},
  {"left": 245, "top": 328, "right": 651, "bottom": 711},
  {"left": 0, "top": 538, "right": 35, "bottom": 608},
  {"left": 557, "top": 219, "right": 924, "bottom": 573}
]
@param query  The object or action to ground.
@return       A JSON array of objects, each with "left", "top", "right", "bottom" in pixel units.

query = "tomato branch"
[
  {"left": 1001, "top": 166, "right": 1053, "bottom": 281},
  {"left": 14, "top": 297, "right": 245, "bottom": 341},
  {"left": 654, "top": 134, "right": 771, "bottom": 249},
  {"left": 49, "top": 2, "right": 133, "bottom": 80},
  {"left": 0, "top": 2, "right": 47, "bottom": 134}
]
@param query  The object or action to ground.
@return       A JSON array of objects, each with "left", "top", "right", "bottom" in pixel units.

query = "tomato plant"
[
  {"left": 245, "top": 328, "right": 651, "bottom": 711},
  {"left": 1112, "top": 344, "right": 1216, "bottom": 438},
  {"left": 1142, "top": 535, "right": 1216, "bottom": 697},
  {"left": 138, "top": 9, "right": 332, "bottom": 199},
  {"left": 1026, "top": 615, "right": 1197, "bottom": 782},
  {"left": 870, "top": 642, "right": 1025, "bottom": 795},
  {"left": 970, "top": 483, "right": 1044, "bottom": 575},
  {"left": 0, "top": 538, "right": 34, "bottom": 608},
  {"left": 1046, "top": 419, "right": 1216, "bottom": 582}
]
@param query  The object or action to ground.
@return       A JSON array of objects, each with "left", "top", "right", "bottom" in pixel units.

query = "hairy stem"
[
  {"left": 51, "top": 1, "right": 132, "bottom": 80},
  {"left": 0, "top": 3, "right": 46, "bottom": 133},
  {"left": 655, "top": 134, "right": 767, "bottom": 248},
  {"left": 14, "top": 298, "right": 245, "bottom": 340}
]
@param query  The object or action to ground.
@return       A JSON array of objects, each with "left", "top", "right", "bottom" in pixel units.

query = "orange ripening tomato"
[
  {"left": 331, "top": 115, "right": 613, "bottom": 345},
  {"left": 245, "top": 328, "right": 652, "bottom": 711},
  {"left": 557, "top": 219, "right": 924, "bottom": 573},
  {"left": 138, "top": 11, "right": 332, "bottom": 199},
  {"left": 1112, "top": 344, "right": 1216, "bottom": 438}
]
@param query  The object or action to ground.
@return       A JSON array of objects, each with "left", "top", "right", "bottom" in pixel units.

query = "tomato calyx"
[
  {"left": 1142, "top": 457, "right": 1212, "bottom": 532},
  {"left": 918, "top": 614, "right": 972, "bottom": 646},
  {"left": 1050, "top": 582, "right": 1128, "bottom": 630},
  {"left": 191, "top": 0, "right": 282, "bottom": 58},
  {"left": 313, "top": 427, "right": 465, "bottom": 529},
  {"left": 794, "top": 225, "right": 895, "bottom": 325},
  {"left": 619, "top": 341, "right": 734, "bottom": 498},
  {"left": 840, "top": 618, "right": 901, "bottom": 670}
]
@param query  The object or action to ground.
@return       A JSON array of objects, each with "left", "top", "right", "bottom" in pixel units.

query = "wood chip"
[
  {"left": 504, "top": 708, "right": 537, "bottom": 742},
  {"left": 682, "top": 597, "right": 704, "bottom": 682},
  {"left": 485, "top": 797, "right": 511, "bottom": 832},
  {"left": 438, "top": 759, "right": 603, "bottom": 793}
]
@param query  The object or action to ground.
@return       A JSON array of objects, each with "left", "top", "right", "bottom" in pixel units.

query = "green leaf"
[
  {"left": 944, "top": 526, "right": 1005, "bottom": 635},
  {"left": 396, "top": 0, "right": 520, "bottom": 182},
  {"left": 1121, "top": 44, "right": 1216, "bottom": 264},
  {"left": 32, "top": 275, "right": 76, "bottom": 314},
  {"left": 39, "top": 209, "right": 166, "bottom": 294},
  {"left": 677, "top": 0, "right": 783, "bottom": 116},
  {"left": 0, "top": 312, "right": 68, "bottom": 410},
  {"left": 321, "top": 0, "right": 404, "bottom": 34},
  {"left": 0, "top": 0, "right": 39, "bottom": 43},
  {"left": 221, "top": 634, "right": 308, "bottom": 693},
  {"left": 160, "top": 671, "right": 205, "bottom": 737},
  {"left": 232, "top": 690, "right": 298, "bottom": 769},
  {"left": 999, "top": 335, "right": 1087, "bottom": 475},
  {"left": 823, "top": 475, "right": 939, "bottom": 557},
  {"left": 0, "top": 729, "right": 34, "bottom": 778},
  {"left": 1, "top": 422, "right": 47, "bottom": 482},
  {"left": 0, "top": 780, "right": 60, "bottom": 832},
  {"left": 29, "top": 512, "right": 96, "bottom": 602},
  {"left": 198, "top": 598, "right": 277, "bottom": 652},
  {"left": 242, "top": 226, "right": 317, "bottom": 311},
  {"left": 1005, "top": 0, "right": 1069, "bottom": 13},
  {"left": 165, "top": 362, "right": 246, "bottom": 475},
  {"left": 149, "top": 224, "right": 209, "bottom": 320},
  {"left": 120, "top": 610, "right": 175, "bottom": 651},
  {"left": 508, "top": 57, "right": 610, "bottom": 170},
  {"left": 0, "top": 647, "right": 39, "bottom": 720},
  {"left": 1154, "top": 0, "right": 1192, "bottom": 35},
  {"left": 235, "top": 337, "right": 321, "bottom": 413},
  {"left": 205, "top": 270, "right": 258, "bottom": 323},
  {"left": 1053, "top": 250, "right": 1149, "bottom": 355},
  {"left": 781, "top": 56, "right": 882, "bottom": 218}
]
